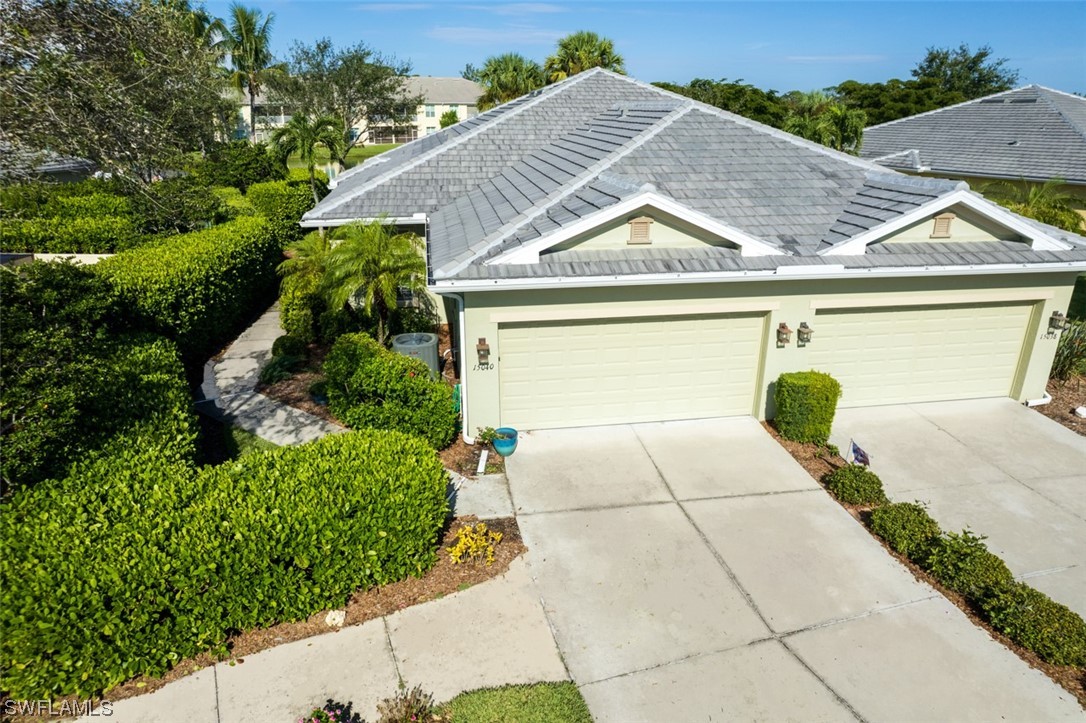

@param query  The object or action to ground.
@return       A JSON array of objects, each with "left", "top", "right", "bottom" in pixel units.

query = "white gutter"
[
  {"left": 442, "top": 292, "right": 475, "bottom": 445},
  {"left": 300, "top": 213, "right": 426, "bottom": 229},
  {"left": 428, "top": 260, "right": 1086, "bottom": 293},
  {"left": 1025, "top": 391, "right": 1053, "bottom": 407}
]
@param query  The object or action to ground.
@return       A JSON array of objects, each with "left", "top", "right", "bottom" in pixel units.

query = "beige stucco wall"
[
  {"left": 880, "top": 204, "right": 1023, "bottom": 244},
  {"left": 550, "top": 212, "right": 736, "bottom": 252},
  {"left": 448, "top": 272, "right": 1078, "bottom": 433}
]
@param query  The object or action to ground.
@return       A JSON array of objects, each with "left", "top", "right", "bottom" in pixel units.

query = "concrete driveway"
[
  {"left": 832, "top": 398, "right": 1086, "bottom": 618},
  {"left": 506, "top": 418, "right": 1083, "bottom": 722}
]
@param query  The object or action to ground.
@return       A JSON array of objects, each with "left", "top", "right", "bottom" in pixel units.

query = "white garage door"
[
  {"left": 808, "top": 302, "right": 1033, "bottom": 407},
  {"left": 498, "top": 313, "right": 764, "bottom": 430}
]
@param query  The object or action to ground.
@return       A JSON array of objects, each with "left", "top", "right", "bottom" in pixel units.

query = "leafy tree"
[
  {"left": 836, "top": 77, "right": 965, "bottom": 126},
  {"left": 654, "top": 78, "right": 787, "bottom": 127},
  {"left": 275, "top": 38, "right": 419, "bottom": 166},
  {"left": 983, "top": 178, "right": 1085, "bottom": 233},
  {"left": 439, "top": 109, "right": 460, "bottom": 128},
  {"left": 0, "top": 0, "right": 230, "bottom": 178},
  {"left": 271, "top": 115, "right": 346, "bottom": 203},
  {"left": 321, "top": 221, "right": 427, "bottom": 345},
  {"left": 544, "top": 31, "right": 626, "bottom": 83},
  {"left": 194, "top": 140, "right": 285, "bottom": 192},
  {"left": 912, "top": 44, "right": 1019, "bottom": 100},
  {"left": 223, "top": 2, "right": 285, "bottom": 142},
  {"left": 782, "top": 91, "right": 866, "bottom": 153},
  {"left": 476, "top": 53, "right": 546, "bottom": 111},
  {"left": 155, "top": 0, "right": 227, "bottom": 60}
]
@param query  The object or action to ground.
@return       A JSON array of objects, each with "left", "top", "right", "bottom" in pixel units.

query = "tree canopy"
[
  {"left": 223, "top": 2, "right": 285, "bottom": 142},
  {"left": 0, "top": 0, "right": 230, "bottom": 178},
  {"left": 835, "top": 77, "right": 965, "bottom": 126},
  {"left": 274, "top": 38, "right": 419, "bottom": 164},
  {"left": 476, "top": 53, "right": 546, "bottom": 111},
  {"left": 911, "top": 43, "right": 1019, "bottom": 100},
  {"left": 654, "top": 78, "right": 787, "bottom": 128},
  {"left": 544, "top": 31, "right": 626, "bottom": 83}
]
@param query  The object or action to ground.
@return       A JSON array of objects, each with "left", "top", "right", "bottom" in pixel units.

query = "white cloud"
[{"left": 426, "top": 24, "right": 564, "bottom": 45}]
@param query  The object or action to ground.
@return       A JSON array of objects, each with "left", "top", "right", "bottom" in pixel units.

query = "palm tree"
[
  {"left": 476, "top": 53, "right": 546, "bottom": 111},
  {"left": 544, "top": 31, "right": 626, "bottom": 83},
  {"left": 271, "top": 114, "right": 345, "bottom": 202},
  {"left": 983, "top": 178, "right": 1085, "bottom": 233},
  {"left": 782, "top": 91, "right": 866, "bottom": 154},
  {"left": 321, "top": 221, "right": 427, "bottom": 345},
  {"left": 222, "top": 3, "right": 285, "bottom": 142},
  {"left": 821, "top": 104, "right": 866, "bottom": 153},
  {"left": 278, "top": 231, "right": 332, "bottom": 282}
]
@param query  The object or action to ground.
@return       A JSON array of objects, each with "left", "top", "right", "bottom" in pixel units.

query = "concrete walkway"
[
  {"left": 195, "top": 304, "right": 345, "bottom": 445},
  {"left": 506, "top": 418, "right": 1085, "bottom": 722},
  {"left": 79, "top": 558, "right": 567, "bottom": 723},
  {"left": 832, "top": 398, "right": 1086, "bottom": 618}
]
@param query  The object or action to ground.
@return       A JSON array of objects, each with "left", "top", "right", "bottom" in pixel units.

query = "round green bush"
[
  {"left": 271, "top": 334, "right": 307, "bottom": 358},
  {"left": 1, "top": 430, "right": 448, "bottom": 698},
  {"left": 980, "top": 582, "right": 1086, "bottom": 666},
  {"left": 773, "top": 370, "right": 842, "bottom": 444},
  {"left": 923, "top": 530, "right": 1014, "bottom": 601},
  {"left": 869, "top": 502, "right": 941, "bottom": 559},
  {"left": 823, "top": 464, "right": 888, "bottom": 505}
]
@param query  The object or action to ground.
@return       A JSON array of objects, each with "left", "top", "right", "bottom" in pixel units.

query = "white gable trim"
[
  {"left": 820, "top": 190, "right": 1072, "bottom": 256},
  {"left": 489, "top": 192, "right": 785, "bottom": 265}
]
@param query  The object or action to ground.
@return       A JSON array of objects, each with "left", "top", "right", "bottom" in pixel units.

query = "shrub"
[
  {"left": 299, "top": 700, "right": 363, "bottom": 723},
  {"left": 376, "top": 685, "right": 435, "bottom": 723},
  {"left": 211, "top": 185, "right": 257, "bottom": 218},
  {"left": 0, "top": 216, "right": 142, "bottom": 253},
  {"left": 980, "top": 583, "right": 1086, "bottom": 666},
  {"left": 50, "top": 192, "right": 133, "bottom": 219},
  {"left": 281, "top": 272, "right": 324, "bottom": 343},
  {"left": 260, "top": 354, "right": 303, "bottom": 385},
  {"left": 440, "top": 683, "right": 593, "bottom": 723},
  {"left": 195, "top": 140, "right": 285, "bottom": 192},
  {"left": 1, "top": 430, "right": 448, "bottom": 698},
  {"left": 447, "top": 522, "right": 504, "bottom": 566},
  {"left": 325, "top": 333, "right": 457, "bottom": 449},
  {"left": 248, "top": 180, "right": 314, "bottom": 244},
  {"left": 286, "top": 167, "right": 330, "bottom": 200},
  {"left": 869, "top": 502, "right": 942, "bottom": 559},
  {"left": 773, "top": 371, "right": 842, "bottom": 444},
  {"left": 95, "top": 217, "right": 281, "bottom": 361},
  {"left": 823, "top": 464, "right": 888, "bottom": 505},
  {"left": 923, "top": 530, "right": 1015, "bottom": 601},
  {"left": 127, "top": 176, "right": 227, "bottom": 235},
  {"left": 272, "top": 334, "right": 308, "bottom": 358},
  {"left": 1051, "top": 319, "right": 1086, "bottom": 381}
]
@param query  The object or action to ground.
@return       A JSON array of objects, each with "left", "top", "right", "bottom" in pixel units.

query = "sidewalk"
[
  {"left": 195, "top": 304, "right": 345, "bottom": 445},
  {"left": 78, "top": 558, "right": 567, "bottom": 723}
]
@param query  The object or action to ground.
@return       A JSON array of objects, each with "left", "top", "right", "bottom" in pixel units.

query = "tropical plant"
[
  {"left": 222, "top": 2, "right": 285, "bottom": 142},
  {"left": 982, "top": 178, "right": 1085, "bottom": 234},
  {"left": 155, "top": 0, "right": 227, "bottom": 59},
  {"left": 544, "top": 31, "right": 625, "bottom": 83},
  {"left": 321, "top": 221, "right": 426, "bottom": 344},
  {"left": 271, "top": 114, "right": 346, "bottom": 202},
  {"left": 439, "top": 109, "right": 460, "bottom": 128},
  {"left": 782, "top": 91, "right": 866, "bottom": 154},
  {"left": 1051, "top": 319, "right": 1086, "bottom": 381},
  {"left": 476, "top": 53, "right": 546, "bottom": 111}
]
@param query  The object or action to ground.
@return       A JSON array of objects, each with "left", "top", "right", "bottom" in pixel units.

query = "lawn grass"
[
  {"left": 223, "top": 424, "right": 278, "bottom": 459},
  {"left": 286, "top": 143, "right": 400, "bottom": 170},
  {"left": 438, "top": 682, "right": 592, "bottom": 723}
]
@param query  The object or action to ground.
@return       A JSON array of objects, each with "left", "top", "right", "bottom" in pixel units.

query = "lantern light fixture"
[
  {"left": 1049, "top": 311, "right": 1070, "bottom": 333},
  {"left": 476, "top": 337, "right": 490, "bottom": 365},
  {"left": 797, "top": 322, "right": 813, "bottom": 345},
  {"left": 776, "top": 322, "right": 793, "bottom": 346}
]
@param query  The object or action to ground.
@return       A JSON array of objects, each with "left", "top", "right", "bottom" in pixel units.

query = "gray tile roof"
[
  {"left": 403, "top": 76, "right": 483, "bottom": 106},
  {"left": 303, "top": 70, "right": 1086, "bottom": 283},
  {"left": 862, "top": 86, "right": 1086, "bottom": 185}
]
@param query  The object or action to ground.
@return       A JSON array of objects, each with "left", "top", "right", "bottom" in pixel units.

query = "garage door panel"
[
  {"left": 499, "top": 313, "right": 763, "bottom": 429},
  {"left": 809, "top": 303, "right": 1031, "bottom": 407}
]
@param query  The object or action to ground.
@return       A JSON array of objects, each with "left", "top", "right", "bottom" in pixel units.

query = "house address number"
[{"left": 473, "top": 362, "right": 495, "bottom": 371}]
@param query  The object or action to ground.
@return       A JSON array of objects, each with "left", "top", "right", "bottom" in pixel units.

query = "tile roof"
[
  {"left": 303, "top": 70, "right": 1086, "bottom": 284},
  {"left": 862, "top": 86, "right": 1086, "bottom": 185}
]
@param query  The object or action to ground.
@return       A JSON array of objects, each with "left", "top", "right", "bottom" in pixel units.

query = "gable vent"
[
  {"left": 628, "top": 216, "right": 654, "bottom": 245},
  {"left": 930, "top": 212, "right": 956, "bottom": 239}
]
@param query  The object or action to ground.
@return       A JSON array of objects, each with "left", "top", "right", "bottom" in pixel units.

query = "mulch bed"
[
  {"left": 1034, "top": 375, "right": 1086, "bottom": 437},
  {"left": 763, "top": 421, "right": 1086, "bottom": 709},
  {"left": 82, "top": 516, "right": 525, "bottom": 709}
]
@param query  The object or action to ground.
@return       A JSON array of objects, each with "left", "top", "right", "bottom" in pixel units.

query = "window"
[
  {"left": 425, "top": 104, "right": 435, "bottom": 118},
  {"left": 426, "top": 127, "right": 437, "bottom": 135},
  {"left": 930, "top": 212, "right": 956, "bottom": 239}
]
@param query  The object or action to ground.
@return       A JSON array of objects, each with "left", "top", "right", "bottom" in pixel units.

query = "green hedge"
[
  {"left": 280, "top": 272, "right": 323, "bottom": 343},
  {"left": 0, "top": 430, "right": 448, "bottom": 698},
  {"left": 980, "top": 583, "right": 1086, "bottom": 666},
  {"left": 823, "top": 464, "right": 888, "bottom": 505},
  {"left": 774, "top": 371, "right": 842, "bottom": 444},
  {"left": 194, "top": 140, "right": 285, "bottom": 192},
  {"left": 922, "top": 531, "right": 1014, "bottom": 601},
  {"left": 247, "top": 180, "right": 314, "bottom": 244},
  {"left": 0, "top": 216, "right": 142, "bottom": 253},
  {"left": 869, "top": 503, "right": 941, "bottom": 558},
  {"left": 95, "top": 217, "right": 281, "bottom": 360},
  {"left": 326, "top": 333, "right": 457, "bottom": 449}
]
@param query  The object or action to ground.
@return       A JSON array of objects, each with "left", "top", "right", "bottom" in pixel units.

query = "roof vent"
[
  {"left": 1008, "top": 140, "right": 1020, "bottom": 146},
  {"left": 930, "top": 212, "right": 956, "bottom": 239},
  {"left": 628, "top": 216, "right": 654, "bottom": 245}
]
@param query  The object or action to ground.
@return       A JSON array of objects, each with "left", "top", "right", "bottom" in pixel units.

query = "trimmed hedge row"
[
  {"left": 774, "top": 371, "right": 842, "bottom": 444},
  {"left": 95, "top": 217, "right": 281, "bottom": 360},
  {"left": 325, "top": 333, "right": 458, "bottom": 449},
  {"left": 0, "top": 430, "right": 448, "bottom": 698},
  {"left": 247, "top": 180, "right": 315, "bottom": 244},
  {"left": 0, "top": 215, "right": 142, "bottom": 253}
]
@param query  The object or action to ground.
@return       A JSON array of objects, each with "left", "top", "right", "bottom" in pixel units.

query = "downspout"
[{"left": 446, "top": 292, "right": 475, "bottom": 445}]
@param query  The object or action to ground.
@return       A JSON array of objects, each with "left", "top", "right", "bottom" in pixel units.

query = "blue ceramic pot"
[{"left": 492, "top": 427, "right": 519, "bottom": 457}]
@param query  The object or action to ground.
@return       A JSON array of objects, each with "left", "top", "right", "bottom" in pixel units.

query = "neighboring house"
[
  {"left": 231, "top": 76, "right": 483, "bottom": 146},
  {"left": 303, "top": 69, "right": 1086, "bottom": 436},
  {"left": 861, "top": 85, "right": 1086, "bottom": 212}
]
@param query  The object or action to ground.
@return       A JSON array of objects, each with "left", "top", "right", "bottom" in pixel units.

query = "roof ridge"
[
  {"left": 591, "top": 69, "right": 913, "bottom": 177},
  {"left": 1034, "top": 87, "right": 1086, "bottom": 140},
  {"left": 439, "top": 101, "right": 697, "bottom": 276},
  {"left": 864, "top": 86, "right": 1033, "bottom": 131},
  {"left": 307, "top": 70, "right": 601, "bottom": 220}
]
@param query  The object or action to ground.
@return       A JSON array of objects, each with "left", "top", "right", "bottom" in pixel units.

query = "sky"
[{"left": 204, "top": 0, "right": 1086, "bottom": 94}]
